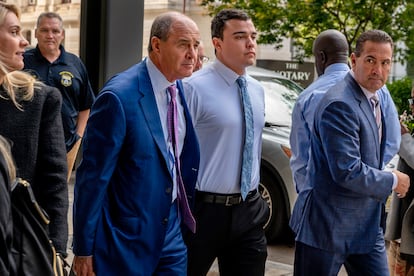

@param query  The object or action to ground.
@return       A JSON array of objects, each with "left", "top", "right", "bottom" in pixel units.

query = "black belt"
[{"left": 196, "top": 190, "right": 258, "bottom": 206}]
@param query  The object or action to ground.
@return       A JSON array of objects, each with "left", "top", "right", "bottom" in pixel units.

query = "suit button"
[
  {"left": 165, "top": 187, "right": 172, "bottom": 194},
  {"left": 162, "top": 218, "right": 168, "bottom": 225}
]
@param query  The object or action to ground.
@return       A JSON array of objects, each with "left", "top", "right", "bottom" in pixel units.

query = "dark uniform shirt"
[{"left": 23, "top": 45, "right": 95, "bottom": 151}]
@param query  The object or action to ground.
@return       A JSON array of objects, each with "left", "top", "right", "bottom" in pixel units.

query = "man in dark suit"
[
  {"left": 290, "top": 29, "right": 410, "bottom": 275},
  {"left": 71, "top": 11, "right": 200, "bottom": 275}
]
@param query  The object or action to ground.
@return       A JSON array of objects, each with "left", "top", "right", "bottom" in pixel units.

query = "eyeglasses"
[
  {"left": 199, "top": 56, "right": 209, "bottom": 63},
  {"left": 408, "top": 98, "right": 414, "bottom": 105}
]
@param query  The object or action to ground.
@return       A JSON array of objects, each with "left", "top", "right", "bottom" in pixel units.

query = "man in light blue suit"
[
  {"left": 72, "top": 12, "right": 200, "bottom": 275},
  {"left": 290, "top": 29, "right": 400, "bottom": 194},
  {"left": 290, "top": 30, "right": 410, "bottom": 275}
]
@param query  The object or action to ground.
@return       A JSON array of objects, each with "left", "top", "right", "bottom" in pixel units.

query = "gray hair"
[
  {"left": 36, "top": 12, "right": 63, "bottom": 29},
  {"left": 147, "top": 12, "right": 182, "bottom": 53}
]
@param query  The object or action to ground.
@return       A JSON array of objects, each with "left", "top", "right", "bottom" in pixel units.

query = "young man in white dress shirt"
[{"left": 183, "top": 8, "right": 269, "bottom": 276}]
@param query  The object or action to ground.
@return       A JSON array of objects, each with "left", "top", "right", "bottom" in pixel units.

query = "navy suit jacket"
[
  {"left": 290, "top": 73, "right": 394, "bottom": 254},
  {"left": 72, "top": 60, "right": 200, "bottom": 275}
]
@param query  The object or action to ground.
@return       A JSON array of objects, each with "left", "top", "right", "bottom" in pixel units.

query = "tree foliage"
[
  {"left": 387, "top": 77, "right": 413, "bottom": 114},
  {"left": 201, "top": 0, "right": 414, "bottom": 65}
]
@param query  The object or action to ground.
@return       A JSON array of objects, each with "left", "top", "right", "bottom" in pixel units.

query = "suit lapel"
[
  {"left": 137, "top": 64, "right": 170, "bottom": 167},
  {"left": 347, "top": 75, "right": 380, "bottom": 144},
  {"left": 177, "top": 80, "right": 194, "bottom": 155},
  {"left": 177, "top": 81, "right": 189, "bottom": 133},
  {"left": 346, "top": 74, "right": 382, "bottom": 161},
  {"left": 379, "top": 106, "right": 386, "bottom": 166}
]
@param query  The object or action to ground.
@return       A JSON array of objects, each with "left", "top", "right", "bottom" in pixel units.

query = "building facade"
[{"left": 2, "top": 0, "right": 406, "bottom": 87}]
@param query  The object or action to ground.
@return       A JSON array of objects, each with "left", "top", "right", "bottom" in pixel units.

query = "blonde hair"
[
  {"left": 0, "top": 2, "right": 42, "bottom": 109},
  {"left": 0, "top": 135, "right": 16, "bottom": 183}
]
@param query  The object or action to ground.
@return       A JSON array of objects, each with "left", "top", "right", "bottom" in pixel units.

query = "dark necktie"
[
  {"left": 370, "top": 95, "right": 382, "bottom": 142},
  {"left": 167, "top": 85, "right": 196, "bottom": 233},
  {"left": 236, "top": 76, "right": 254, "bottom": 200}
]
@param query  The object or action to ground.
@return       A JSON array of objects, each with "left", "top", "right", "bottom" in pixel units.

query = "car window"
[{"left": 251, "top": 75, "right": 302, "bottom": 126}]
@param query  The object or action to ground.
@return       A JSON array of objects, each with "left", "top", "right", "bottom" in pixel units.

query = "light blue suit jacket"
[
  {"left": 72, "top": 61, "right": 200, "bottom": 275},
  {"left": 290, "top": 73, "right": 394, "bottom": 254},
  {"left": 290, "top": 64, "right": 400, "bottom": 194}
]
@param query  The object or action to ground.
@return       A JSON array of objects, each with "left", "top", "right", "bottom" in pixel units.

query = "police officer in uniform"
[{"left": 24, "top": 12, "right": 95, "bottom": 180}]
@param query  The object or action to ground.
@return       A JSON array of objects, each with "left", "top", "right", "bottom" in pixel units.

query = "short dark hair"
[
  {"left": 211, "top": 9, "right": 250, "bottom": 40},
  {"left": 354, "top": 30, "right": 393, "bottom": 57}
]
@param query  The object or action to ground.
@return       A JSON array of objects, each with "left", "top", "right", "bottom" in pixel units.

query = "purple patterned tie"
[{"left": 167, "top": 84, "right": 196, "bottom": 233}]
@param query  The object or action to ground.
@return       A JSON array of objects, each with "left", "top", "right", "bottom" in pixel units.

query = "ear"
[
  {"left": 319, "top": 51, "right": 326, "bottom": 64},
  {"left": 212, "top": 37, "right": 221, "bottom": 50},
  {"left": 350, "top": 53, "right": 356, "bottom": 68},
  {"left": 151, "top": 36, "right": 161, "bottom": 53}
]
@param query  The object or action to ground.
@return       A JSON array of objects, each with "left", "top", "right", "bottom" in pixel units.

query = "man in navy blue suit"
[
  {"left": 72, "top": 12, "right": 200, "bottom": 275},
  {"left": 290, "top": 29, "right": 410, "bottom": 275}
]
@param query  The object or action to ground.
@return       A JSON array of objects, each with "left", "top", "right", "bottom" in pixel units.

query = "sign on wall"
[{"left": 257, "top": 59, "right": 315, "bottom": 88}]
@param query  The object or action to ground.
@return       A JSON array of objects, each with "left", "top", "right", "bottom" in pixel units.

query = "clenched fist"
[{"left": 393, "top": 170, "right": 410, "bottom": 198}]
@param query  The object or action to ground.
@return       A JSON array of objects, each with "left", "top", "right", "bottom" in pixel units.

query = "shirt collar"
[
  {"left": 146, "top": 57, "right": 175, "bottom": 93},
  {"left": 324, "top": 63, "right": 350, "bottom": 75},
  {"left": 212, "top": 59, "right": 246, "bottom": 87},
  {"left": 34, "top": 44, "right": 67, "bottom": 64},
  {"left": 349, "top": 70, "right": 378, "bottom": 100}
]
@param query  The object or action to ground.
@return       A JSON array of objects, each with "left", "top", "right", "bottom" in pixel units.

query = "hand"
[
  {"left": 393, "top": 170, "right": 410, "bottom": 198},
  {"left": 401, "top": 122, "right": 409, "bottom": 135},
  {"left": 72, "top": 256, "right": 95, "bottom": 276}
]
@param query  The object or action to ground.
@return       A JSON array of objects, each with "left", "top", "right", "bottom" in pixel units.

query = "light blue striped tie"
[{"left": 236, "top": 76, "right": 254, "bottom": 200}]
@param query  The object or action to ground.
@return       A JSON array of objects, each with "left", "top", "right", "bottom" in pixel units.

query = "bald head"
[
  {"left": 313, "top": 29, "right": 349, "bottom": 76},
  {"left": 147, "top": 11, "right": 200, "bottom": 81},
  {"left": 147, "top": 11, "right": 198, "bottom": 53}
]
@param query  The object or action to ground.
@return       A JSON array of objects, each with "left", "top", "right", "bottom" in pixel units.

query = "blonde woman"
[{"left": 0, "top": 2, "right": 68, "bottom": 269}]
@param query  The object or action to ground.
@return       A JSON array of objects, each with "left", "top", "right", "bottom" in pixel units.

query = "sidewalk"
[{"left": 207, "top": 260, "right": 293, "bottom": 276}]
